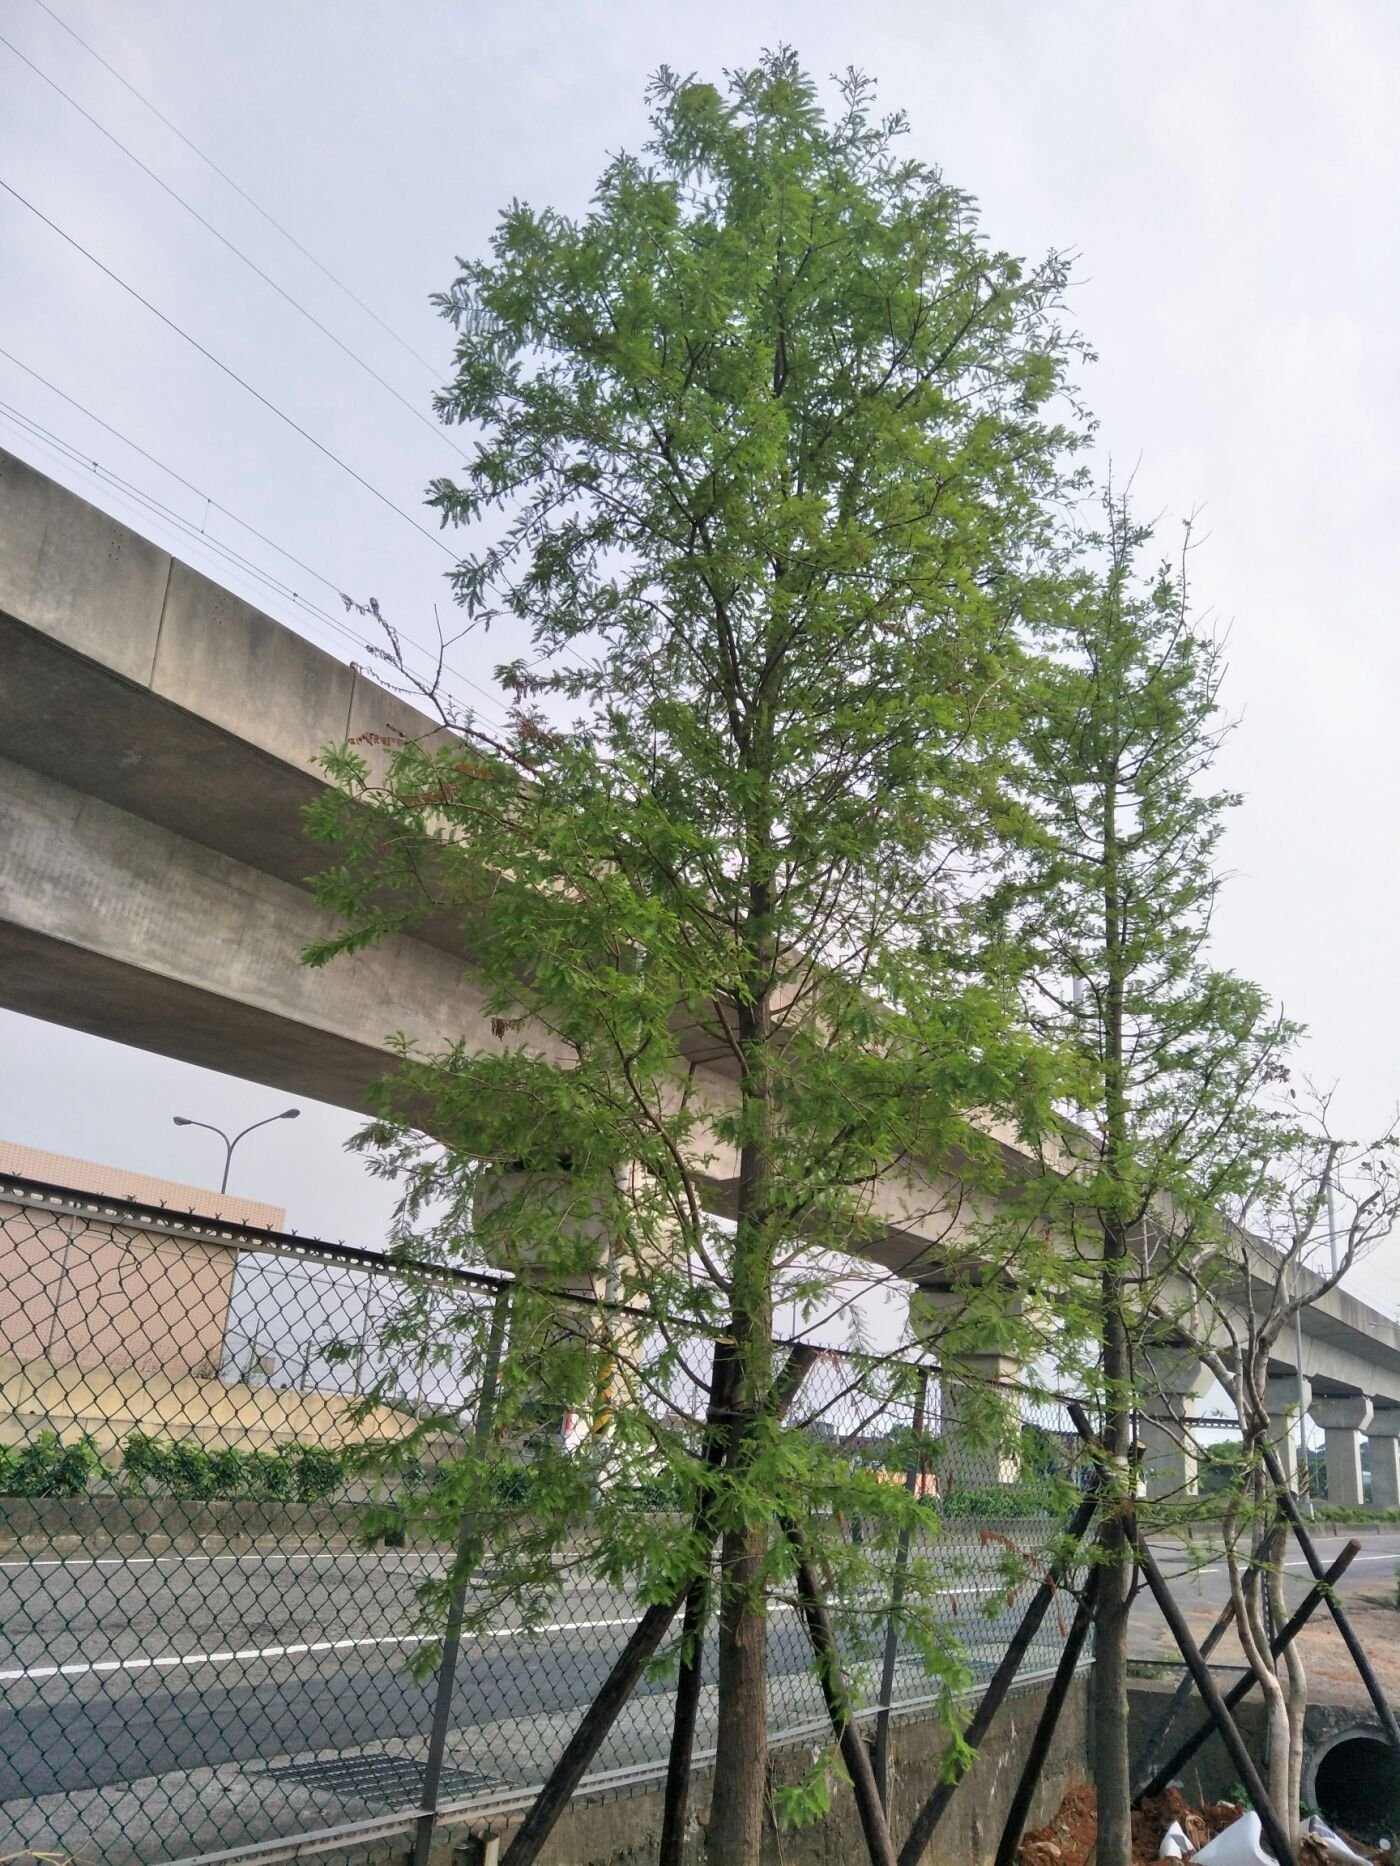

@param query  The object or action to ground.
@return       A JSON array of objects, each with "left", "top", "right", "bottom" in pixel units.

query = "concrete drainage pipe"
[{"left": 1306, "top": 1726, "right": 1400, "bottom": 1844}]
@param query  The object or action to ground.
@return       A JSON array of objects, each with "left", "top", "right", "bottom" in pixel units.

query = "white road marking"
[
  {"left": 1285, "top": 1552, "right": 1396, "bottom": 1566},
  {"left": 0, "top": 1615, "right": 646, "bottom": 1683},
  {"left": 1182, "top": 1552, "right": 1397, "bottom": 1579},
  {"left": 0, "top": 1586, "right": 1008, "bottom": 1685}
]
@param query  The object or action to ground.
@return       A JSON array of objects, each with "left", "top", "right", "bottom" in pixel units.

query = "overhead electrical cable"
[
  {"left": 0, "top": 342, "right": 360, "bottom": 598},
  {"left": 0, "top": 360, "right": 513, "bottom": 723},
  {"left": 0, "top": 31, "right": 461, "bottom": 460},
  {"left": 27, "top": 0, "right": 442, "bottom": 379},
  {"left": 0, "top": 403, "right": 512, "bottom": 725},
  {"left": 2, "top": 403, "right": 394, "bottom": 665},
  {"left": 0, "top": 175, "right": 457, "bottom": 558}
]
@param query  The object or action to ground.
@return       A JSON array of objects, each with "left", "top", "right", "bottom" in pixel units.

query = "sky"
[{"left": 1, "top": 1, "right": 1398, "bottom": 1312}]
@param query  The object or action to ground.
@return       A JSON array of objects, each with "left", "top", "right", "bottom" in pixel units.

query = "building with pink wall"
[{"left": 0, "top": 1141, "right": 284, "bottom": 1384}]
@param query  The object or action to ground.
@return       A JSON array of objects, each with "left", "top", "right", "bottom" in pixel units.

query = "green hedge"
[
  {"left": 934, "top": 1485, "right": 1054, "bottom": 1521},
  {"left": 121, "top": 1434, "right": 346, "bottom": 1503},
  {"left": 0, "top": 1432, "right": 348, "bottom": 1503},
  {"left": 0, "top": 1431, "right": 102, "bottom": 1498},
  {"left": 1310, "top": 1502, "right": 1400, "bottom": 1525},
  {"left": 0, "top": 1435, "right": 1060, "bottom": 1520}
]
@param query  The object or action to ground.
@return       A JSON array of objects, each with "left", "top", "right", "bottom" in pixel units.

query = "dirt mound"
[
  {"left": 1017, "top": 1784, "right": 1279, "bottom": 1865},
  {"left": 1017, "top": 1782, "right": 1096, "bottom": 1866}
]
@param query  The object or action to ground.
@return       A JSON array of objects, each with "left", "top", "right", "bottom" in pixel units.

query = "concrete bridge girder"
[
  {"left": 0, "top": 749, "right": 991, "bottom": 1272},
  {"left": 5, "top": 447, "right": 1400, "bottom": 1432}
]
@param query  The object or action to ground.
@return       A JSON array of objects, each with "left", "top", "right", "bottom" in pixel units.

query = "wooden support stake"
[
  {"left": 1131, "top": 1593, "right": 1237, "bottom": 1798},
  {"left": 992, "top": 1564, "right": 1101, "bottom": 1866},
  {"left": 896, "top": 1486, "right": 1101, "bottom": 1866},
  {"left": 502, "top": 1342, "right": 818, "bottom": 1866},
  {"left": 1133, "top": 1534, "right": 1296, "bottom": 1866},
  {"left": 873, "top": 1367, "right": 931, "bottom": 1810},
  {"left": 1257, "top": 1437, "right": 1400, "bottom": 1757},
  {"left": 784, "top": 1517, "right": 899, "bottom": 1866},
  {"left": 1135, "top": 1537, "right": 1361, "bottom": 1804},
  {"left": 657, "top": 1570, "right": 710, "bottom": 1866},
  {"left": 412, "top": 1285, "right": 512, "bottom": 1866}
]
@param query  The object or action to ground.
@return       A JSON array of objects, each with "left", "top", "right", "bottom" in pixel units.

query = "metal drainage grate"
[{"left": 263, "top": 1752, "right": 499, "bottom": 1802}]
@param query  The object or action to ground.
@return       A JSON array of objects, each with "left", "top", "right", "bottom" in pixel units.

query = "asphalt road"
[
  {"left": 1129, "top": 1528, "right": 1400, "bottom": 1657},
  {"left": 0, "top": 1538, "right": 1063, "bottom": 1808},
  {"left": 11, "top": 1523, "right": 1374, "bottom": 1858}
]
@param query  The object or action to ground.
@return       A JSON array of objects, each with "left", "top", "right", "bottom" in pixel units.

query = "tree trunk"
[
  {"left": 1224, "top": 1455, "right": 1291, "bottom": 1847},
  {"left": 1094, "top": 767, "right": 1135, "bottom": 1866},
  {"left": 1265, "top": 1508, "right": 1306, "bottom": 1846},
  {"left": 1092, "top": 1281, "right": 1134, "bottom": 1866},
  {"left": 706, "top": 971, "right": 776, "bottom": 1865},
  {"left": 709, "top": 1521, "right": 770, "bottom": 1861}
]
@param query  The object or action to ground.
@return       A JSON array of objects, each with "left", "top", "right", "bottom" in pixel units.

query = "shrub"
[
  {"left": 626, "top": 1473, "right": 685, "bottom": 1511},
  {"left": 292, "top": 1447, "right": 345, "bottom": 1503},
  {"left": 0, "top": 1431, "right": 102, "bottom": 1497},
  {"left": 1312, "top": 1503, "right": 1400, "bottom": 1525},
  {"left": 491, "top": 1462, "right": 536, "bottom": 1506},
  {"left": 935, "top": 1484, "right": 1051, "bottom": 1521},
  {"left": 119, "top": 1434, "right": 346, "bottom": 1503}
]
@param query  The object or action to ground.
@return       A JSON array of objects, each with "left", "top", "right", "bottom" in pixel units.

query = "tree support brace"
[
  {"left": 992, "top": 1564, "right": 1101, "bottom": 1866},
  {"left": 1131, "top": 1593, "right": 1238, "bottom": 1798},
  {"left": 1258, "top": 1437, "right": 1400, "bottom": 1758},
  {"left": 1134, "top": 1537, "right": 1361, "bottom": 1806},
  {"left": 412, "top": 1285, "right": 513, "bottom": 1866},
  {"left": 896, "top": 1483, "right": 1101, "bottom": 1866},
  {"left": 503, "top": 1341, "right": 818, "bottom": 1866},
  {"left": 873, "top": 1366, "right": 931, "bottom": 1809},
  {"left": 783, "top": 1515, "right": 899, "bottom": 1866},
  {"left": 1132, "top": 1534, "right": 1296, "bottom": 1866}
]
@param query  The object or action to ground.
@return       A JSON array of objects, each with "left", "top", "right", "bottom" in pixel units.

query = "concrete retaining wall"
[
  {"left": 1128, "top": 1677, "right": 1393, "bottom": 1810},
  {"left": 434, "top": 1676, "right": 1091, "bottom": 1866},
  {"left": 0, "top": 1492, "right": 414, "bottom": 1555}
]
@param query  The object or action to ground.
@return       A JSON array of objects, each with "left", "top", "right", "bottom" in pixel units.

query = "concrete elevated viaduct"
[{"left": 2, "top": 447, "right": 1399, "bottom": 1501}]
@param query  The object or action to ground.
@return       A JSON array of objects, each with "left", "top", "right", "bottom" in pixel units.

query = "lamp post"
[{"left": 172, "top": 1108, "right": 300, "bottom": 1193}]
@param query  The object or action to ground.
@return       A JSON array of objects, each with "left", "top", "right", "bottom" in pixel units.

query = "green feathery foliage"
[{"left": 305, "top": 50, "right": 1091, "bottom": 1862}]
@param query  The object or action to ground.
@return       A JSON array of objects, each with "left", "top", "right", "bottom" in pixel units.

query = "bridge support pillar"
[
  {"left": 1367, "top": 1410, "right": 1400, "bottom": 1508},
  {"left": 472, "top": 1165, "right": 643, "bottom": 1448},
  {"left": 1311, "top": 1393, "right": 1374, "bottom": 1508},
  {"left": 940, "top": 1353, "right": 1024, "bottom": 1485},
  {"left": 1137, "top": 1351, "right": 1209, "bottom": 1500},
  {"left": 1263, "top": 1373, "right": 1312, "bottom": 1492},
  {"left": 911, "top": 1288, "right": 1023, "bottom": 1486}
]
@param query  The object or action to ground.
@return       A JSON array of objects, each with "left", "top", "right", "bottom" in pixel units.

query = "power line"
[
  {"left": 0, "top": 400, "right": 377, "bottom": 661},
  {"left": 0, "top": 29, "right": 462, "bottom": 460},
  {"left": 0, "top": 175, "right": 457, "bottom": 558},
  {"left": 0, "top": 342, "right": 338, "bottom": 596},
  {"left": 0, "top": 362, "right": 513, "bottom": 722},
  {"left": 27, "top": 0, "right": 442, "bottom": 380},
  {"left": 0, "top": 403, "right": 512, "bottom": 727}
]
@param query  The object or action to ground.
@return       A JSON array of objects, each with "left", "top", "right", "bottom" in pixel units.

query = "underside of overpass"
[{"left": 4, "top": 443, "right": 1400, "bottom": 1498}]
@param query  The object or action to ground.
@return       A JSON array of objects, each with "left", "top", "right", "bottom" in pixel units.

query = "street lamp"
[{"left": 172, "top": 1108, "right": 300, "bottom": 1193}]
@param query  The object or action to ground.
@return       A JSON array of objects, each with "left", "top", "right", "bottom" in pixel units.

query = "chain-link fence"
[{"left": 0, "top": 1172, "right": 1089, "bottom": 1866}]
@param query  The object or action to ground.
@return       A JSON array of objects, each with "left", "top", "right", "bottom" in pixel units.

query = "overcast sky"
[{"left": 2, "top": 1, "right": 1398, "bottom": 1311}]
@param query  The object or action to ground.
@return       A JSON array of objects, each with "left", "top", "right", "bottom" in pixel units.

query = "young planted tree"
[
  {"left": 989, "top": 492, "right": 1296, "bottom": 1866},
  {"left": 1189, "top": 1102, "right": 1400, "bottom": 1851},
  {"left": 306, "top": 51, "right": 1087, "bottom": 1865}
]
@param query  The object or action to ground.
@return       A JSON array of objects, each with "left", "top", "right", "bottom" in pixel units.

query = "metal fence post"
[
  {"left": 873, "top": 1364, "right": 930, "bottom": 1807},
  {"left": 412, "top": 1281, "right": 512, "bottom": 1866}
]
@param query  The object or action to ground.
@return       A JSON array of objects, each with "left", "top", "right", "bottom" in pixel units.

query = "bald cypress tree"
[
  {"left": 309, "top": 52, "right": 1086, "bottom": 1863},
  {"left": 992, "top": 493, "right": 1295, "bottom": 1866}
]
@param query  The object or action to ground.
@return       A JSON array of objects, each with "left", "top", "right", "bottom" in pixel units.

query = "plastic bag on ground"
[
  {"left": 1160, "top": 1819, "right": 1195, "bottom": 1857},
  {"left": 1303, "top": 1815, "right": 1372, "bottom": 1865},
  {"left": 1193, "top": 1811, "right": 1275, "bottom": 1865}
]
